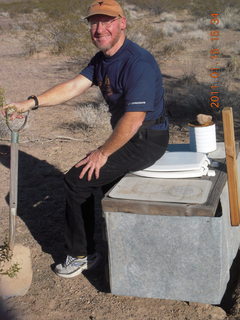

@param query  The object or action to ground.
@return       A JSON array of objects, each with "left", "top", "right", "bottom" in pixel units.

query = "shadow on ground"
[
  {"left": 220, "top": 250, "right": 240, "bottom": 314},
  {"left": 0, "top": 144, "right": 110, "bottom": 293}
]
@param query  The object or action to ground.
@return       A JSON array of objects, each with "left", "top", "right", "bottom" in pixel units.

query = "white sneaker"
[{"left": 54, "top": 253, "right": 100, "bottom": 278}]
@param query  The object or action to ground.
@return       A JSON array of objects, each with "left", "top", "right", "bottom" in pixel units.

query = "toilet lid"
[
  {"left": 132, "top": 168, "right": 209, "bottom": 179},
  {"left": 141, "top": 152, "right": 210, "bottom": 172},
  {"left": 132, "top": 152, "right": 211, "bottom": 179}
]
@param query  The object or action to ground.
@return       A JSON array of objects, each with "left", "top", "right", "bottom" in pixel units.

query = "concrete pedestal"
[{"left": 102, "top": 143, "right": 240, "bottom": 304}]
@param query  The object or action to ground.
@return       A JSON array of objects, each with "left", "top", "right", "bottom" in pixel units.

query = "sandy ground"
[{"left": 1, "top": 12, "right": 240, "bottom": 320}]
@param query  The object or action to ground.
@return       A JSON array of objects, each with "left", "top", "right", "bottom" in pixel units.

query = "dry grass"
[
  {"left": 160, "top": 41, "right": 185, "bottom": 57},
  {"left": 0, "top": 0, "right": 94, "bottom": 61},
  {"left": 23, "top": 15, "right": 96, "bottom": 64},
  {"left": 218, "top": 7, "right": 240, "bottom": 30},
  {"left": 75, "top": 102, "right": 110, "bottom": 130},
  {"left": 60, "top": 101, "right": 111, "bottom": 133},
  {"left": 0, "top": 0, "right": 88, "bottom": 18},
  {"left": 231, "top": 42, "right": 240, "bottom": 55},
  {"left": 195, "top": 7, "right": 240, "bottom": 31},
  {"left": 127, "top": 20, "right": 164, "bottom": 53},
  {"left": 127, "top": 0, "right": 240, "bottom": 17},
  {"left": 180, "top": 30, "right": 208, "bottom": 40},
  {"left": 165, "top": 68, "right": 240, "bottom": 128},
  {"left": 0, "top": 89, "right": 10, "bottom": 138},
  {"left": 0, "top": 88, "right": 4, "bottom": 108},
  {"left": 126, "top": 0, "right": 187, "bottom": 15},
  {"left": 225, "top": 56, "right": 240, "bottom": 80},
  {"left": 1, "top": 0, "right": 239, "bottom": 131},
  {"left": 0, "top": 0, "right": 36, "bottom": 16},
  {"left": 161, "top": 21, "right": 183, "bottom": 37},
  {"left": 189, "top": 0, "right": 240, "bottom": 17}
]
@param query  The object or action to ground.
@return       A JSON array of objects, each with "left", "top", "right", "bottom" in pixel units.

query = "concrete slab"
[{"left": 109, "top": 176, "right": 212, "bottom": 204}]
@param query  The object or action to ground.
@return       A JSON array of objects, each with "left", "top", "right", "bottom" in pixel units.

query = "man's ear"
[{"left": 120, "top": 16, "right": 127, "bottom": 30}]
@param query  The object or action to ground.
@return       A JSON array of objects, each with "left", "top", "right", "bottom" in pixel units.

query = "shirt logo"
[
  {"left": 128, "top": 101, "right": 146, "bottom": 105},
  {"left": 98, "top": 75, "right": 113, "bottom": 96}
]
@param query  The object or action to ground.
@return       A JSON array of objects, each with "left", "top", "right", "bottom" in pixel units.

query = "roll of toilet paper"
[{"left": 189, "top": 123, "right": 217, "bottom": 153}]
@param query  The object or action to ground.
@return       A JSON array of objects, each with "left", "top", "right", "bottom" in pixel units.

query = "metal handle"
[
  {"left": 8, "top": 133, "right": 19, "bottom": 250},
  {"left": 6, "top": 106, "right": 28, "bottom": 249}
]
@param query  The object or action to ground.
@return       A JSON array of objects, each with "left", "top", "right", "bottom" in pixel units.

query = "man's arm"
[
  {"left": 76, "top": 111, "right": 146, "bottom": 181},
  {"left": 99, "top": 111, "right": 146, "bottom": 157},
  {"left": 2, "top": 74, "right": 92, "bottom": 113}
]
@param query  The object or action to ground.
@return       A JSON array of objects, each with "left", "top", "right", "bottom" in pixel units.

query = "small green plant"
[
  {"left": 0, "top": 241, "right": 21, "bottom": 278},
  {"left": 1, "top": 263, "right": 21, "bottom": 278}
]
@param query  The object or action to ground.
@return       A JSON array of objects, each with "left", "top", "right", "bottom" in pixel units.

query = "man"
[{"left": 2, "top": 0, "right": 169, "bottom": 278}]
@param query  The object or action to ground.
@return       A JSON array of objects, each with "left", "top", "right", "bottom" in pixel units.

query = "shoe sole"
[{"left": 54, "top": 255, "right": 100, "bottom": 279}]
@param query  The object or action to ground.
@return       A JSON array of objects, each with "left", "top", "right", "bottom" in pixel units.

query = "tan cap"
[{"left": 85, "top": 0, "right": 125, "bottom": 19}]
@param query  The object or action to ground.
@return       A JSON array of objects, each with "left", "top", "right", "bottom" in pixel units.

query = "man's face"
[{"left": 89, "top": 14, "right": 126, "bottom": 55}]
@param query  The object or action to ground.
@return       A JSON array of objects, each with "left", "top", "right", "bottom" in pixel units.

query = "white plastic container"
[{"left": 189, "top": 122, "right": 217, "bottom": 153}]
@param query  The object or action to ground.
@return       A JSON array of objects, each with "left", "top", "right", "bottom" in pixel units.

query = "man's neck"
[{"left": 103, "top": 35, "right": 126, "bottom": 57}]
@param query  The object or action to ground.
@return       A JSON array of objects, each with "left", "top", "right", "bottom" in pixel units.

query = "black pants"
[{"left": 64, "top": 128, "right": 169, "bottom": 257}]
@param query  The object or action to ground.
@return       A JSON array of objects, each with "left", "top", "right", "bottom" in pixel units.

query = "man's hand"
[
  {"left": 1, "top": 101, "right": 33, "bottom": 119},
  {"left": 75, "top": 149, "right": 108, "bottom": 181},
  {"left": 75, "top": 111, "right": 146, "bottom": 181}
]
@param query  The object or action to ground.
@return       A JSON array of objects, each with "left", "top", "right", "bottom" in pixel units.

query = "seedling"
[{"left": 0, "top": 241, "right": 21, "bottom": 278}]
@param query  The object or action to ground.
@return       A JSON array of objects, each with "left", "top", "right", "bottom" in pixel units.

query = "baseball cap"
[{"left": 85, "top": 0, "right": 125, "bottom": 19}]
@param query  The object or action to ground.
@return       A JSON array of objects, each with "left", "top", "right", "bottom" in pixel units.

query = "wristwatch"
[{"left": 27, "top": 95, "right": 39, "bottom": 110}]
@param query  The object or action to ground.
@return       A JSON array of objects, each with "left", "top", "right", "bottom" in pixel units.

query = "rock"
[{"left": 197, "top": 114, "right": 213, "bottom": 125}]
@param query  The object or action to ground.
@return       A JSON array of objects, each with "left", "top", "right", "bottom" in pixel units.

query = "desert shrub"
[
  {"left": 1, "top": 0, "right": 94, "bottom": 60},
  {"left": 127, "top": 0, "right": 187, "bottom": 15},
  {"left": 189, "top": 0, "right": 240, "bottom": 17},
  {"left": 166, "top": 82, "right": 215, "bottom": 122},
  {"left": 180, "top": 30, "right": 208, "bottom": 40},
  {"left": 197, "top": 6, "right": 240, "bottom": 30},
  {"left": 0, "top": 88, "right": 10, "bottom": 138},
  {"left": 127, "top": 0, "right": 240, "bottom": 18},
  {"left": 0, "top": 1, "right": 36, "bottom": 16},
  {"left": 231, "top": 43, "right": 240, "bottom": 56},
  {"left": 225, "top": 56, "right": 240, "bottom": 80},
  {"left": 23, "top": 9, "right": 96, "bottom": 63},
  {"left": 159, "top": 12, "right": 177, "bottom": 22},
  {"left": 165, "top": 70, "right": 240, "bottom": 126},
  {"left": 127, "top": 19, "right": 164, "bottom": 53},
  {"left": 60, "top": 101, "right": 110, "bottom": 132},
  {"left": 75, "top": 102, "right": 110, "bottom": 129},
  {"left": 161, "top": 21, "right": 183, "bottom": 37},
  {"left": 0, "top": 0, "right": 89, "bottom": 17},
  {"left": 37, "top": 0, "right": 88, "bottom": 19},
  {"left": 196, "top": 18, "right": 212, "bottom": 30},
  {"left": 0, "top": 88, "right": 4, "bottom": 108},
  {"left": 160, "top": 41, "right": 185, "bottom": 57},
  {"left": 218, "top": 7, "right": 240, "bottom": 30}
]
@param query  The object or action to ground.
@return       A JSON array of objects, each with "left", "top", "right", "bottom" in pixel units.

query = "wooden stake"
[{"left": 222, "top": 107, "right": 240, "bottom": 226}]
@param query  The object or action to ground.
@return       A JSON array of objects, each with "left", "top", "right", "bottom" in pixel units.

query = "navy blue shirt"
[{"left": 80, "top": 38, "right": 168, "bottom": 130}]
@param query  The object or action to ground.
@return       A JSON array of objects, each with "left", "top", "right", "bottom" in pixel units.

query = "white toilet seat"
[{"left": 132, "top": 152, "right": 211, "bottom": 179}]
